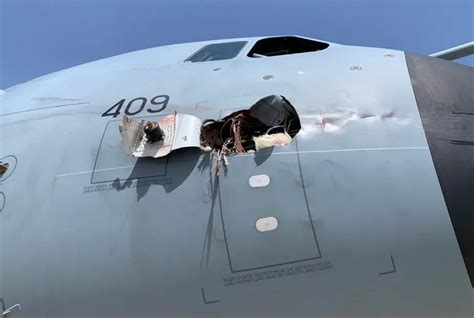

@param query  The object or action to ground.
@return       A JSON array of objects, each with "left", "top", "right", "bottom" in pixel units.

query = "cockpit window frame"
[
  {"left": 246, "top": 36, "right": 329, "bottom": 58},
  {"left": 183, "top": 41, "right": 249, "bottom": 64}
]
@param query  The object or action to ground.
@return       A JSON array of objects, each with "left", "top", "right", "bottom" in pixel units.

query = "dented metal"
[
  {"left": 298, "top": 109, "right": 411, "bottom": 138},
  {"left": 119, "top": 95, "right": 302, "bottom": 174},
  {"left": 119, "top": 113, "right": 202, "bottom": 158},
  {"left": 200, "top": 95, "right": 301, "bottom": 153}
]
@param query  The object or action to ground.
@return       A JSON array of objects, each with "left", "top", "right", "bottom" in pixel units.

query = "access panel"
[{"left": 218, "top": 143, "right": 321, "bottom": 273}]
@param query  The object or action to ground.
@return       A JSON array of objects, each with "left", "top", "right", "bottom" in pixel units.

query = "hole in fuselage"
[{"left": 200, "top": 95, "right": 301, "bottom": 154}]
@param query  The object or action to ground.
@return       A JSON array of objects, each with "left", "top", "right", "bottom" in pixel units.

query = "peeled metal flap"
[{"left": 119, "top": 113, "right": 202, "bottom": 158}]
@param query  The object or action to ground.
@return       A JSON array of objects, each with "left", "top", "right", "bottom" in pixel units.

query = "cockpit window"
[
  {"left": 248, "top": 36, "right": 329, "bottom": 58},
  {"left": 184, "top": 41, "right": 248, "bottom": 63}
]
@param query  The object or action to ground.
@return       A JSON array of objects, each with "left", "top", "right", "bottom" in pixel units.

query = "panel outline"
[
  {"left": 90, "top": 114, "right": 172, "bottom": 184},
  {"left": 218, "top": 138, "right": 322, "bottom": 273}
]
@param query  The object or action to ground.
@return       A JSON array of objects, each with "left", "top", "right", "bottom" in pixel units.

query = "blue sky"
[{"left": 0, "top": 0, "right": 472, "bottom": 88}]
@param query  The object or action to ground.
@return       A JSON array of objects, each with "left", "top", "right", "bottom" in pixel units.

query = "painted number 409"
[{"left": 101, "top": 95, "right": 169, "bottom": 118}]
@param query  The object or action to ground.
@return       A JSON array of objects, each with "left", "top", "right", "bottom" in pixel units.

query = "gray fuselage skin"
[{"left": 0, "top": 36, "right": 472, "bottom": 318}]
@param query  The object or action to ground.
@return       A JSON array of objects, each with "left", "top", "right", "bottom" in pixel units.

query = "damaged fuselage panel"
[{"left": 119, "top": 95, "right": 301, "bottom": 161}]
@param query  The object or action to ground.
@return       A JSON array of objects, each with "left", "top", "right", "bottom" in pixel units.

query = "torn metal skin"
[
  {"left": 119, "top": 112, "right": 202, "bottom": 158},
  {"left": 201, "top": 95, "right": 300, "bottom": 151},
  {"left": 118, "top": 95, "right": 301, "bottom": 175},
  {"left": 200, "top": 95, "right": 301, "bottom": 174}
]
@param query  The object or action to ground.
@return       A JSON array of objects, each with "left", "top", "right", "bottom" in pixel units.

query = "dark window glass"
[
  {"left": 185, "top": 41, "right": 248, "bottom": 63},
  {"left": 248, "top": 36, "right": 329, "bottom": 58}
]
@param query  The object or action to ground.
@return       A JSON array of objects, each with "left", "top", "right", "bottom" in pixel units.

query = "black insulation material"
[{"left": 405, "top": 52, "right": 474, "bottom": 286}]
